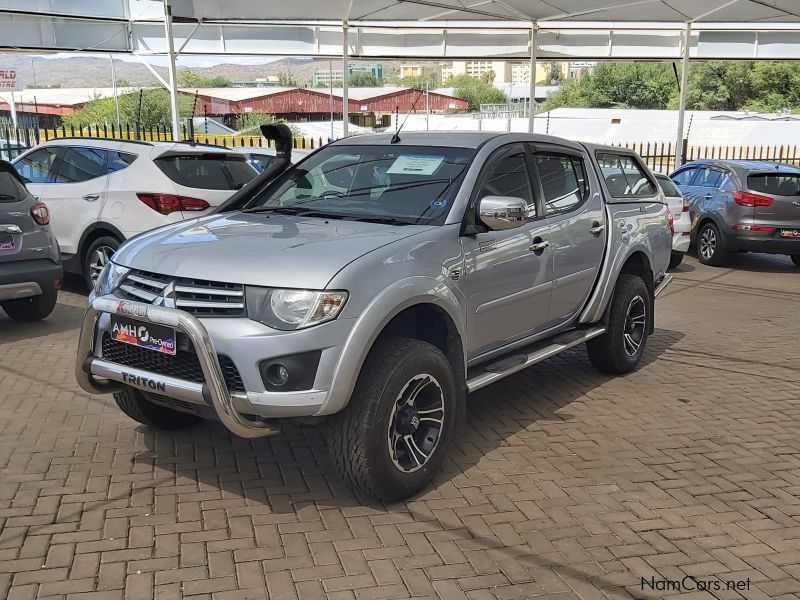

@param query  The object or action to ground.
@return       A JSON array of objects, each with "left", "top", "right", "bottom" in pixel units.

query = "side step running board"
[{"left": 466, "top": 326, "right": 606, "bottom": 393}]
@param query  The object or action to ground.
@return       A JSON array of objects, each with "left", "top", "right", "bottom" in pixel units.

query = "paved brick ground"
[{"left": 1, "top": 253, "right": 799, "bottom": 600}]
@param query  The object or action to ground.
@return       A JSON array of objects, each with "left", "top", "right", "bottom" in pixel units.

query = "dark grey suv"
[
  {"left": 671, "top": 160, "right": 800, "bottom": 267},
  {"left": 0, "top": 160, "right": 62, "bottom": 321}
]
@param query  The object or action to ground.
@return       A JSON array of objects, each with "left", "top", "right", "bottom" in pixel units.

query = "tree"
[
  {"left": 447, "top": 74, "right": 506, "bottom": 111},
  {"left": 349, "top": 72, "right": 380, "bottom": 87},
  {"left": 278, "top": 72, "right": 299, "bottom": 87},
  {"left": 541, "top": 62, "right": 676, "bottom": 111},
  {"left": 480, "top": 70, "right": 496, "bottom": 84},
  {"left": 544, "top": 62, "right": 565, "bottom": 85},
  {"left": 177, "top": 70, "right": 232, "bottom": 88},
  {"left": 115, "top": 78, "right": 131, "bottom": 87},
  {"left": 400, "top": 74, "right": 437, "bottom": 89},
  {"left": 62, "top": 88, "right": 194, "bottom": 129}
]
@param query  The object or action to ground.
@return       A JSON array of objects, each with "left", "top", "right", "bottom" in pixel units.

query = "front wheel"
[
  {"left": 328, "top": 338, "right": 456, "bottom": 502},
  {"left": 83, "top": 236, "right": 121, "bottom": 291},
  {"left": 587, "top": 274, "right": 650, "bottom": 374},
  {"left": 668, "top": 252, "right": 684, "bottom": 269},
  {"left": 790, "top": 255, "right": 800, "bottom": 268}
]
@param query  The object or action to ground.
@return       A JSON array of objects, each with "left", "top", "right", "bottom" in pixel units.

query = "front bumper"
[{"left": 75, "top": 295, "right": 339, "bottom": 438}]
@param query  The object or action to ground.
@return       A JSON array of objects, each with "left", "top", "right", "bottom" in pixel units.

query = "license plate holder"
[
  {"left": 110, "top": 315, "right": 177, "bottom": 355},
  {"left": 780, "top": 228, "right": 800, "bottom": 238},
  {"left": 0, "top": 234, "right": 14, "bottom": 250}
]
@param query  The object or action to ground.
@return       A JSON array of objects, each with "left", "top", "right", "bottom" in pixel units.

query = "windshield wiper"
[
  {"left": 241, "top": 206, "right": 308, "bottom": 215},
  {"left": 355, "top": 216, "right": 411, "bottom": 226}
]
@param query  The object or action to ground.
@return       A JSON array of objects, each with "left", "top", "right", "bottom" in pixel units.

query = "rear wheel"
[
  {"left": 114, "top": 387, "right": 202, "bottom": 430},
  {"left": 328, "top": 338, "right": 456, "bottom": 502},
  {"left": 668, "top": 252, "right": 684, "bottom": 269},
  {"left": 1, "top": 286, "right": 58, "bottom": 322},
  {"left": 790, "top": 255, "right": 800, "bottom": 268},
  {"left": 697, "top": 222, "right": 728, "bottom": 266},
  {"left": 83, "top": 236, "right": 121, "bottom": 291},
  {"left": 587, "top": 274, "right": 650, "bottom": 374}
]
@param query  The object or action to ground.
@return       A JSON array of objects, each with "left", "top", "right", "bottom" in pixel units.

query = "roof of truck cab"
[{"left": 329, "top": 131, "right": 583, "bottom": 150}]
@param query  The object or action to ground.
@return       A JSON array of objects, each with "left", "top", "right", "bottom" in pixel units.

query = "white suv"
[{"left": 12, "top": 138, "right": 258, "bottom": 288}]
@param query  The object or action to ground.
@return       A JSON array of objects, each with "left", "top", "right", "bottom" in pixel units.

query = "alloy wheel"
[
  {"left": 700, "top": 227, "right": 716, "bottom": 261},
  {"left": 89, "top": 246, "right": 114, "bottom": 285},
  {"left": 387, "top": 373, "right": 445, "bottom": 473},
  {"left": 623, "top": 295, "right": 647, "bottom": 357}
]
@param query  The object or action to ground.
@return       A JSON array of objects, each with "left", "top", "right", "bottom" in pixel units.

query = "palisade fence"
[
  {"left": 3, "top": 123, "right": 800, "bottom": 174},
  {"left": 0, "top": 123, "right": 327, "bottom": 161}
]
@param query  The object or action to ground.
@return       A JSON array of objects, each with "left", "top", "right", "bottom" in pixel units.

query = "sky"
[{"left": 40, "top": 52, "right": 280, "bottom": 68}]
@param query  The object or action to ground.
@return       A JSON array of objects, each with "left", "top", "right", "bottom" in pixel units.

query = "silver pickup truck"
[{"left": 76, "top": 127, "right": 672, "bottom": 501}]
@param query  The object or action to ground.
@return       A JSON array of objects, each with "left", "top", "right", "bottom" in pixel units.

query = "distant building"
[
  {"left": 439, "top": 60, "right": 569, "bottom": 85},
  {"left": 0, "top": 87, "right": 139, "bottom": 129},
  {"left": 311, "top": 63, "right": 383, "bottom": 87},
  {"left": 231, "top": 77, "right": 282, "bottom": 88}
]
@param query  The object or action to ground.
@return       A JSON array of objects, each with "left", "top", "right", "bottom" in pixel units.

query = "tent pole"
[
  {"left": 528, "top": 23, "right": 538, "bottom": 133},
  {"left": 675, "top": 22, "right": 691, "bottom": 167},
  {"left": 163, "top": 0, "right": 181, "bottom": 140},
  {"left": 342, "top": 20, "right": 349, "bottom": 137},
  {"left": 110, "top": 54, "right": 120, "bottom": 130}
]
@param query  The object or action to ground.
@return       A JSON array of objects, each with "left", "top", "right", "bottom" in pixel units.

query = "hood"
[{"left": 112, "top": 212, "right": 435, "bottom": 289}]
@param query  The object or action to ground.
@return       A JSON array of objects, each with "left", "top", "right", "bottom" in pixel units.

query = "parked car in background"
[
  {"left": 671, "top": 160, "right": 800, "bottom": 267},
  {"left": 76, "top": 129, "right": 672, "bottom": 501},
  {"left": 0, "top": 160, "right": 61, "bottom": 322},
  {"left": 232, "top": 146, "right": 311, "bottom": 172},
  {"left": 12, "top": 139, "right": 259, "bottom": 288},
  {"left": 654, "top": 173, "right": 691, "bottom": 268}
]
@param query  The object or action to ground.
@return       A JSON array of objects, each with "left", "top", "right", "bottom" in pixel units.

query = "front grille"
[
  {"left": 101, "top": 334, "right": 245, "bottom": 393},
  {"left": 115, "top": 268, "right": 246, "bottom": 317}
]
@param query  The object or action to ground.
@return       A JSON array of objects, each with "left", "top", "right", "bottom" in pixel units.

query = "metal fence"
[
  {"left": 0, "top": 123, "right": 328, "bottom": 161},
  {"left": 4, "top": 123, "right": 800, "bottom": 175}
]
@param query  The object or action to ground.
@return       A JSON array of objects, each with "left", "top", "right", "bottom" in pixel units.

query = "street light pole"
[
  {"left": 675, "top": 22, "right": 692, "bottom": 168},
  {"left": 527, "top": 23, "right": 538, "bottom": 134}
]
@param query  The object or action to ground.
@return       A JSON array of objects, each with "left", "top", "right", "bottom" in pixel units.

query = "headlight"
[
  {"left": 94, "top": 262, "right": 130, "bottom": 296},
  {"left": 246, "top": 287, "right": 348, "bottom": 330}
]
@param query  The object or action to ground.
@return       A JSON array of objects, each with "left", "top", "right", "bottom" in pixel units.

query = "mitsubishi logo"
[{"left": 152, "top": 281, "right": 177, "bottom": 308}]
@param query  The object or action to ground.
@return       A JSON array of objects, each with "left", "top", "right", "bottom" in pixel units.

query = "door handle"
[
  {"left": 703, "top": 193, "right": 713, "bottom": 200},
  {"left": 590, "top": 221, "right": 605, "bottom": 236},
  {"left": 83, "top": 194, "right": 100, "bottom": 202},
  {"left": 529, "top": 238, "right": 550, "bottom": 254}
]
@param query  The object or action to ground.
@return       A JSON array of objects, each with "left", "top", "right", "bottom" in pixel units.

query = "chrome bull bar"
[{"left": 75, "top": 295, "right": 278, "bottom": 439}]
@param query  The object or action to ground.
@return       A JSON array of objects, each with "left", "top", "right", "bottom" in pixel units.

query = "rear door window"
[
  {"left": 54, "top": 147, "right": 108, "bottom": 183},
  {"left": 747, "top": 173, "right": 800, "bottom": 196},
  {"left": 14, "top": 147, "right": 60, "bottom": 184},
  {"left": 155, "top": 154, "right": 256, "bottom": 190},
  {"left": 596, "top": 152, "right": 657, "bottom": 198},
  {"left": 532, "top": 153, "right": 588, "bottom": 214}
]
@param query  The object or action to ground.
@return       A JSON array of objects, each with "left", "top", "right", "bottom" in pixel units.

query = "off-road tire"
[
  {"left": 696, "top": 221, "right": 728, "bottom": 266},
  {"left": 587, "top": 274, "right": 650, "bottom": 374},
  {"left": 114, "top": 387, "right": 202, "bottom": 430},
  {"left": 1, "top": 286, "right": 58, "bottom": 322},
  {"left": 668, "top": 251, "right": 684, "bottom": 269},
  {"left": 83, "top": 235, "right": 121, "bottom": 291},
  {"left": 328, "top": 338, "right": 456, "bottom": 502}
]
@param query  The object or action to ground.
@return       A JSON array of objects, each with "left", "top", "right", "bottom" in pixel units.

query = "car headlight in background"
[
  {"left": 94, "top": 262, "right": 130, "bottom": 296},
  {"left": 246, "top": 287, "right": 348, "bottom": 330}
]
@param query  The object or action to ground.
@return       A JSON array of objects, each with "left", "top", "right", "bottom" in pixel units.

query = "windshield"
[{"left": 245, "top": 145, "right": 475, "bottom": 225}]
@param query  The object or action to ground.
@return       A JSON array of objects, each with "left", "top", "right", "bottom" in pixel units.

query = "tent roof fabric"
[{"left": 170, "top": 0, "right": 800, "bottom": 24}]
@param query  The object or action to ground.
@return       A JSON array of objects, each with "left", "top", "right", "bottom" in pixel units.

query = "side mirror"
[{"left": 478, "top": 195, "right": 528, "bottom": 231}]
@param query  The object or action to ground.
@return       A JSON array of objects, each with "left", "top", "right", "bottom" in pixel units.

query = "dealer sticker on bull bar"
[{"left": 110, "top": 315, "right": 177, "bottom": 355}]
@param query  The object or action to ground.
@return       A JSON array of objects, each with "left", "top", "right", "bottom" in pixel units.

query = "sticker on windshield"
[{"left": 387, "top": 155, "right": 444, "bottom": 176}]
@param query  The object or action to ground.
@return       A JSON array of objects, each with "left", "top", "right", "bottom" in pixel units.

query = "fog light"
[{"left": 265, "top": 363, "right": 290, "bottom": 387}]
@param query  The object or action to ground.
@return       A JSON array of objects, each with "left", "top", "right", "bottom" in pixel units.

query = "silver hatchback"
[{"left": 671, "top": 160, "right": 800, "bottom": 267}]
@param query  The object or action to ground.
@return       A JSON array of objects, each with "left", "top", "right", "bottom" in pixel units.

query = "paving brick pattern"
[{"left": 1, "top": 253, "right": 799, "bottom": 600}]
